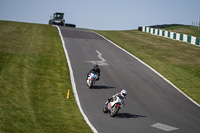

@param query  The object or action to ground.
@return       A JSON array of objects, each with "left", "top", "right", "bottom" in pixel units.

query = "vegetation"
[
  {"left": 0, "top": 21, "right": 92, "bottom": 133},
  {"left": 95, "top": 28, "right": 200, "bottom": 104}
]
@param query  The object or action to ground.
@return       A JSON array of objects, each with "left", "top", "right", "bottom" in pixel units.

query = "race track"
[{"left": 59, "top": 26, "right": 200, "bottom": 133}]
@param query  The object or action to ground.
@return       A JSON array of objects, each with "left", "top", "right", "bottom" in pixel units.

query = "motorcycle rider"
[
  {"left": 106, "top": 90, "right": 127, "bottom": 106},
  {"left": 86, "top": 65, "right": 100, "bottom": 81}
]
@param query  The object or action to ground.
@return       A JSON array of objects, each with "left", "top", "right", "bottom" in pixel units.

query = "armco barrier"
[{"left": 142, "top": 26, "right": 200, "bottom": 46}]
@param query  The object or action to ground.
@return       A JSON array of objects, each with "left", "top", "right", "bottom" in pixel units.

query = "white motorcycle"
[
  {"left": 87, "top": 72, "right": 98, "bottom": 89},
  {"left": 103, "top": 95, "right": 125, "bottom": 117}
]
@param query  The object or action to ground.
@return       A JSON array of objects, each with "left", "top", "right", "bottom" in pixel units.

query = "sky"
[{"left": 0, "top": 0, "right": 200, "bottom": 30}]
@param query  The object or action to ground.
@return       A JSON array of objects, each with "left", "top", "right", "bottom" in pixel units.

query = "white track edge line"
[
  {"left": 93, "top": 31, "right": 200, "bottom": 108},
  {"left": 56, "top": 26, "right": 98, "bottom": 133}
]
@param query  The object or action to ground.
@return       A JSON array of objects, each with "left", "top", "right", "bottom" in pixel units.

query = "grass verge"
[
  {"left": 95, "top": 29, "right": 200, "bottom": 104},
  {"left": 163, "top": 25, "right": 200, "bottom": 38},
  {"left": 0, "top": 20, "right": 92, "bottom": 133}
]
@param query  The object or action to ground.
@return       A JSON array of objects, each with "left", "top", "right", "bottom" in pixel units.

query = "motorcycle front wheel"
[
  {"left": 89, "top": 80, "right": 93, "bottom": 89},
  {"left": 110, "top": 105, "right": 120, "bottom": 117}
]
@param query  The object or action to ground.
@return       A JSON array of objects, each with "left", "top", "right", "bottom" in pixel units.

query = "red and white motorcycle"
[
  {"left": 103, "top": 95, "right": 125, "bottom": 117},
  {"left": 87, "top": 72, "right": 98, "bottom": 89}
]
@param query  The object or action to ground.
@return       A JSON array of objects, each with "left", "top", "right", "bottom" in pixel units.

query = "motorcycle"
[
  {"left": 103, "top": 95, "right": 125, "bottom": 117},
  {"left": 87, "top": 72, "right": 98, "bottom": 88}
]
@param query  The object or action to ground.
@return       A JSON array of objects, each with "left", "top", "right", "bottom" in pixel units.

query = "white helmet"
[{"left": 121, "top": 90, "right": 127, "bottom": 97}]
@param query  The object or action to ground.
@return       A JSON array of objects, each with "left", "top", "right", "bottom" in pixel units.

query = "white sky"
[{"left": 0, "top": 0, "right": 199, "bottom": 30}]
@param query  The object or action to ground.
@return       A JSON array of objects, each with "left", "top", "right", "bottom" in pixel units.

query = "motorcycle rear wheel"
[{"left": 103, "top": 107, "right": 108, "bottom": 113}]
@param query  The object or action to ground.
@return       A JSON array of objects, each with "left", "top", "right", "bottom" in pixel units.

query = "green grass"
[
  {"left": 0, "top": 20, "right": 92, "bottom": 133},
  {"left": 163, "top": 25, "right": 200, "bottom": 38},
  {"left": 95, "top": 29, "right": 200, "bottom": 104}
]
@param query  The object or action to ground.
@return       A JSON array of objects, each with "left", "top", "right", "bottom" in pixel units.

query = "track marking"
[
  {"left": 151, "top": 123, "right": 178, "bottom": 132},
  {"left": 96, "top": 50, "right": 106, "bottom": 61},
  {"left": 86, "top": 50, "right": 108, "bottom": 66}
]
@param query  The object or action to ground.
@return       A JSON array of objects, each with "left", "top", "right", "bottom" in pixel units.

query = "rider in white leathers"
[{"left": 106, "top": 90, "right": 127, "bottom": 106}]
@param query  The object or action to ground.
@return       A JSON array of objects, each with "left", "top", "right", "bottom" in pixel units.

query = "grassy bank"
[
  {"left": 95, "top": 28, "right": 200, "bottom": 104},
  {"left": 163, "top": 25, "right": 200, "bottom": 38},
  {"left": 0, "top": 21, "right": 92, "bottom": 133}
]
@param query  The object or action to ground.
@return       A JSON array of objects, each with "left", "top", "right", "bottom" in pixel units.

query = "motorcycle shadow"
[
  {"left": 91, "top": 85, "right": 116, "bottom": 89},
  {"left": 114, "top": 113, "right": 146, "bottom": 119}
]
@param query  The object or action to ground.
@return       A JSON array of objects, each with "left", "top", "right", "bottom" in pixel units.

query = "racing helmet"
[
  {"left": 121, "top": 90, "right": 127, "bottom": 97},
  {"left": 94, "top": 65, "right": 99, "bottom": 70}
]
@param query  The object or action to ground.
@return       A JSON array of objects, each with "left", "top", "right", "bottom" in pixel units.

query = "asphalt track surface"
[{"left": 59, "top": 26, "right": 200, "bottom": 133}]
